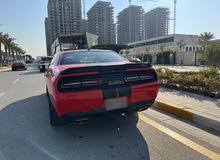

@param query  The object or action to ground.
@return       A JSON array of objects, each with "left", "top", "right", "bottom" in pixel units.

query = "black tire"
[
  {"left": 40, "top": 69, "right": 44, "bottom": 73},
  {"left": 12, "top": 68, "right": 15, "bottom": 71},
  {"left": 46, "top": 86, "right": 49, "bottom": 97},
  {"left": 49, "top": 99, "right": 66, "bottom": 126}
]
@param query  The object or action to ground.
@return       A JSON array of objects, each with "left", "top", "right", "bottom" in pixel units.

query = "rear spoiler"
[{"left": 60, "top": 62, "right": 152, "bottom": 75}]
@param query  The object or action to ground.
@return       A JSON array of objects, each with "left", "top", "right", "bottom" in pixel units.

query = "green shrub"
[
  {"left": 156, "top": 68, "right": 220, "bottom": 98},
  {"left": 199, "top": 68, "right": 219, "bottom": 78}
]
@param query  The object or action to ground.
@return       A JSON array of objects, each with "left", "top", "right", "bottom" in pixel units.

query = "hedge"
[{"left": 156, "top": 68, "right": 220, "bottom": 98}]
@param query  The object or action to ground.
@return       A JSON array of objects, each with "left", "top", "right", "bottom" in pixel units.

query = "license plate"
[{"left": 105, "top": 97, "right": 127, "bottom": 111}]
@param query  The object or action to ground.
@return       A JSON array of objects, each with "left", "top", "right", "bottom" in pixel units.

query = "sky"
[{"left": 0, "top": 0, "right": 220, "bottom": 58}]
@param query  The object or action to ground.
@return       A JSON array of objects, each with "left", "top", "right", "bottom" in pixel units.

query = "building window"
[
  {"left": 193, "top": 47, "right": 195, "bottom": 51},
  {"left": 189, "top": 47, "right": 192, "bottom": 52},
  {"left": 186, "top": 47, "right": 188, "bottom": 52}
]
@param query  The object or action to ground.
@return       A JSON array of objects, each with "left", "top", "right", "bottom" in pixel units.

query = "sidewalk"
[
  {"left": 0, "top": 66, "right": 10, "bottom": 72},
  {"left": 155, "top": 88, "right": 220, "bottom": 132}
]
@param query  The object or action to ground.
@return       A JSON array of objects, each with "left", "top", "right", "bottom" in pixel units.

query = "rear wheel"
[
  {"left": 46, "top": 86, "right": 49, "bottom": 97},
  {"left": 12, "top": 68, "right": 15, "bottom": 71},
  {"left": 49, "top": 99, "right": 66, "bottom": 126}
]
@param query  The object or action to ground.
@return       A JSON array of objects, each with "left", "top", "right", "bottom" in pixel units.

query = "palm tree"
[
  {"left": 199, "top": 32, "right": 215, "bottom": 49},
  {"left": 10, "top": 42, "right": 18, "bottom": 62},
  {"left": 177, "top": 40, "right": 186, "bottom": 65},
  {"left": 158, "top": 45, "right": 166, "bottom": 64},
  {"left": 0, "top": 32, "right": 4, "bottom": 66},
  {"left": 5, "top": 36, "right": 15, "bottom": 64},
  {"left": 125, "top": 50, "right": 130, "bottom": 59}
]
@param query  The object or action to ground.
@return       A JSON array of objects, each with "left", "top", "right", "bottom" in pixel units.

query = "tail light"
[
  {"left": 12, "top": 64, "right": 16, "bottom": 67},
  {"left": 61, "top": 79, "right": 101, "bottom": 89},
  {"left": 125, "top": 70, "right": 157, "bottom": 83},
  {"left": 19, "top": 64, "right": 25, "bottom": 67}
]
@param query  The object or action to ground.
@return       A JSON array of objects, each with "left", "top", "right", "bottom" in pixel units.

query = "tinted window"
[{"left": 60, "top": 51, "right": 126, "bottom": 65}]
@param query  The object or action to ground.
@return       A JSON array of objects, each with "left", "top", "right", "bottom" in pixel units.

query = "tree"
[
  {"left": 200, "top": 42, "right": 220, "bottom": 68},
  {"left": 199, "top": 32, "right": 215, "bottom": 49},
  {"left": 177, "top": 40, "right": 186, "bottom": 65},
  {"left": 158, "top": 45, "right": 166, "bottom": 64},
  {"left": 0, "top": 32, "right": 4, "bottom": 66},
  {"left": 119, "top": 50, "right": 124, "bottom": 55},
  {"left": 125, "top": 49, "right": 130, "bottom": 58},
  {"left": 0, "top": 32, "right": 25, "bottom": 65}
]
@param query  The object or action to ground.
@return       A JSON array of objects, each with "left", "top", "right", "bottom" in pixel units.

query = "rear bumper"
[
  {"left": 63, "top": 99, "right": 155, "bottom": 121},
  {"left": 12, "top": 66, "right": 26, "bottom": 70},
  {"left": 50, "top": 82, "right": 160, "bottom": 117}
]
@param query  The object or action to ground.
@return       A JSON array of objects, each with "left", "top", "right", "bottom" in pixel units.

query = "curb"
[
  {"left": 0, "top": 67, "right": 10, "bottom": 72},
  {"left": 154, "top": 100, "right": 220, "bottom": 132}
]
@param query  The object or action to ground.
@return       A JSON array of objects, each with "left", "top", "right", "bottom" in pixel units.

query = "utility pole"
[
  {"left": 174, "top": 0, "right": 177, "bottom": 34},
  {"left": 129, "top": 0, "right": 132, "bottom": 6}
]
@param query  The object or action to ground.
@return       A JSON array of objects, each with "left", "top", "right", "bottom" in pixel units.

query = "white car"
[{"left": 38, "top": 56, "right": 53, "bottom": 72}]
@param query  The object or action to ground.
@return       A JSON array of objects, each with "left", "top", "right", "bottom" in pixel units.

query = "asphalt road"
[{"left": 0, "top": 63, "right": 219, "bottom": 160}]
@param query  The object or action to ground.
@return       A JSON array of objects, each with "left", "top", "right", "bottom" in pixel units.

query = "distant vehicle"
[
  {"left": 25, "top": 60, "right": 33, "bottom": 64},
  {"left": 129, "top": 58, "right": 141, "bottom": 62},
  {"left": 45, "top": 49, "right": 160, "bottom": 126},
  {"left": 38, "top": 56, "right": 53, "bottom": 72},
  {"left": 11, "top": 60, "right": 27, "bottom": 71}
]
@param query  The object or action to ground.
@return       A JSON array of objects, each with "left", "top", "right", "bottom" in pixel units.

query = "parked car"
[
  {"left": 45, "top": 49, "right": 160, "bottom": 126},
  {"left": 11, "top": 60, "right": 27, "bottom": 71},
  {"left": 129, "top": 57, "right": 141, "bottom": 62},
  {"left": 38, "top": 56, "right": 53, "bottom": 72}
]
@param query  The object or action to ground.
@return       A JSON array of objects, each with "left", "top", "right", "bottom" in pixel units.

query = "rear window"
[
  {"left": 13, "top": 61, "right": 25, "bottom": 64},
  {"left": 60, "top": 51, "right": 126, "bottom": 65}
]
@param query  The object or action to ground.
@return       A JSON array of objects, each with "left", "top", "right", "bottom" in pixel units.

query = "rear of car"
[
  {"left": 45, "top": 50, "right": 160, "bottom": 126},
  {"left": 38, "top": 56, "right": 53, "bottom": 72},
  {"left": 12, "top": 61, "right": 26, "bottom": 71}
]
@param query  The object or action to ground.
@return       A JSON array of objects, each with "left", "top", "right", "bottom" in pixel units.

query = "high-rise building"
[
  {"left": 87, "top": 1, "right": 116, "bottom": 45},
  {"left": 45, "top": 0, "right": 82, "bottom": 55},
  {"left": 144, "top": 7, "right": 170, "bottom": 39},
  {"left": 45, "top": 17, "right": 52, "bottom": 56},
  {"left": 117, "top": 5, "right": 145, "bottom": 45},
  {"left": 81, "top": 19, "right": 88, "bottom": 33}
]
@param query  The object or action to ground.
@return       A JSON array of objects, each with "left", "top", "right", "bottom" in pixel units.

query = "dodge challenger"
[{"left": 45, "top": 49, "right": 160, "bottom": 126}]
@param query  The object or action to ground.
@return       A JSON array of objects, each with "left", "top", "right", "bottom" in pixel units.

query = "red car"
[{"left": 45, "top": 49, "right": 160, "bottom": 126}]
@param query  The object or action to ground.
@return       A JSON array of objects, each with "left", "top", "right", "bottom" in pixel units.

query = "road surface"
[{"left": 0, "top": 63, "right": 219, "bottom": 160}]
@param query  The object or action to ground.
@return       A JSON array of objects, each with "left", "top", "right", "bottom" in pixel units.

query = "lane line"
[
  {"left": 139, "top": 114, "right": 220, "bottom": 160},
  {"left": 0, "top": 92, "right": 5, "bottom": 98},
  {"left": 0, "top": 151, "right": 8, "bottom": 160},
  {"left": 29, "top": 138, "right": 61, "bottom": 160},
  {"left": 12, "top": 78, "right": 20, "bottom": 84}
]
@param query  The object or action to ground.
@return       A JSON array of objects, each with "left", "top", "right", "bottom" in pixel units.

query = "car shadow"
[{"left": 0, "top": 94, "right": 150, "bottom": 160}]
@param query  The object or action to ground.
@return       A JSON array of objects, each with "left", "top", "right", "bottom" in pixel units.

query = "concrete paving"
[
  {"left": 153, "top": 65, "right": 208, "bottom": 72},
  {"left": 156, "top": 88, "right": 220, "bottom": 132}
]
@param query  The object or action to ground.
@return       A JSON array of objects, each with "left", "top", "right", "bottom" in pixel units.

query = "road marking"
[
  {"left": 0, "top": 151, "right": 8, "bottom": 160},
  {"left": 0, "top": 92, "right": 5, "bottom": 98},
  {"left": 12, "top": 78, "right": 20, "bottom": 84},
  {"left": 139, "top": 114, "right": 220, "bottom": 160},
  {"left": 30, "top": 138, "right": 61, "bottom": 160}
]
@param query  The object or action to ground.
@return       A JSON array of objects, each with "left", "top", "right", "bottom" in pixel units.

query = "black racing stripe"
[
  {"left": 118, "top": 86, "right": 131, "bottom": 97},
  {"left": 103, "top": 88, "right": 117, "bottom": 100}
]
